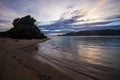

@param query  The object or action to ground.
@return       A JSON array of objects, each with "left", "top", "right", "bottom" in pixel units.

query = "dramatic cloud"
[
  {"left": 106, "top": 15, "right": 120, "bottom": 20},
  {"left": 0, "top": 0, "right": 120, "bottom": 33},
  {"left": 0, "top": 19, "right": 10, "bottom": 23}
]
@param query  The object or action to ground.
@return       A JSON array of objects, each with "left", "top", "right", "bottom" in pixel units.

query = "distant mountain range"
[{"left": 61, "top": 29, "right": 120, "bottom": 36}]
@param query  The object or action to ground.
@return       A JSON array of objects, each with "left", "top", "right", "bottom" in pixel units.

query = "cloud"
[
  {"left": 0, "top": 23, "right": 12, "bottom": 28},
  {"left": 66, "top": 4, "right": 75, "bottom": 9},
  {"left": 46, "top": 10, "right": 86, "bottom": 26},
  {"left": 0, "top": 19, "right": 10, "bottom": 23},
  {"left": 39, "top": 14, "right": 120, "bottom": 34},
  {"left": 0, "top": 0, "right": 120, "bottom": 34},
  {"left": 106, "top": 15, "right": 120, "bottom": 20}
]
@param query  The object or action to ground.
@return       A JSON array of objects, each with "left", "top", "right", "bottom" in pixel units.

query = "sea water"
[{"left": 36, "top": 36, "right": 120, "bottom": 80}]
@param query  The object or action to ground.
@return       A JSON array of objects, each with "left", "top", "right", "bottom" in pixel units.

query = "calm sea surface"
[{"left": 36, "top": 36, "right": 120, "bottom": 80}]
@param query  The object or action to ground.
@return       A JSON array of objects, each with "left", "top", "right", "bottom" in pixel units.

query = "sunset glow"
[{"left": 0, "top": 0, "right": 120, "bottom": 34}]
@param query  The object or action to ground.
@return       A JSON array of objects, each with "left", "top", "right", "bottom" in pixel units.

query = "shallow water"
[{"left": 36, "top": 36, "right": 120, "bottom": 80}]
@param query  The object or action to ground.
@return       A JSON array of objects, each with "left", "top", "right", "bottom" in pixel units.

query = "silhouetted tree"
[
  {"left": 1, "top": 15, "right": 47, "bottom": 39},
  {"left": 12, "top": 15, "right": 36, "bottom": 27},
  {"left": 12, "top": 18, "right": 20, "bottom": 27}
]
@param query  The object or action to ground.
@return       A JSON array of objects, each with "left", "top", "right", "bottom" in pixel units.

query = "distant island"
[
  {"left": 0, "top": 15, "right": 47, "bottom": 39},
  {"left": 61, "top": 29, "right": 120, "bottom": 36}
]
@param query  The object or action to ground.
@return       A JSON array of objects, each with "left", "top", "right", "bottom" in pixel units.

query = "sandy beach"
[{"left": 0, "top": 38, "right": 74, "bottom": 80}]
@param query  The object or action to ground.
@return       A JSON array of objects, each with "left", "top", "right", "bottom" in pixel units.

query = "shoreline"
[{"left": 0, "top": 37, "right": 74, "bottom": 80}]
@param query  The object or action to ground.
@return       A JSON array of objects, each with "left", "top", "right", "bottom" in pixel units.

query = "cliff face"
[{"left": 0, "top": 15, "right": 47, "bottom": 39}]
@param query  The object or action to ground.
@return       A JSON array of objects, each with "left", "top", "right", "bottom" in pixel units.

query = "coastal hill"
[
  {"left": 0, "top": 15, "right": 47, "bottom": 39},
  {"left": 62, "top": 29, "right": 120, "bottom": 36}
]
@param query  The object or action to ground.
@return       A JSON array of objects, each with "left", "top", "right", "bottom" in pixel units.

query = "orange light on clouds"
[
  {"left": 87, "top": 0, "right": 107, "bottom": 15},
  {"left": 83, "top": 0, "right": 107, "bottom": 22}
]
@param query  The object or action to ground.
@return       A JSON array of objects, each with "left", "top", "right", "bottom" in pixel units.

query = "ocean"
[{"left": 36, "top": 36, "right": 120, "bottom": 80}]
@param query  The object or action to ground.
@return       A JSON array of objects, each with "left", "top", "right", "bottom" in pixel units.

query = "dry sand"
[{"left": 0, "top": 38, "right": 74, "bottom": 80}]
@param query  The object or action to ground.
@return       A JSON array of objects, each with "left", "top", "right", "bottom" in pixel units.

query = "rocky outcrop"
[{"left": 0, "top": 15, "right": 47, "bottom": 39}]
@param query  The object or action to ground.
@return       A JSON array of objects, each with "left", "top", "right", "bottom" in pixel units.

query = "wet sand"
[{"left": 0, "top": 38, "right": 74, "bottom": 80}]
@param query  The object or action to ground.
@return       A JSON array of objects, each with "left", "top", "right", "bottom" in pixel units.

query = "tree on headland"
[
  {"left": 13, "top": 15, "right": 36, "bottom": 27},
  {"left": 0, "top": 15, "right": 47, "bottom": 39}
]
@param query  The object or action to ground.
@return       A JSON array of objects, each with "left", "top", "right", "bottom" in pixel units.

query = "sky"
[{"left": 0, "top": 0, "right": 120, "bottom": 34}]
